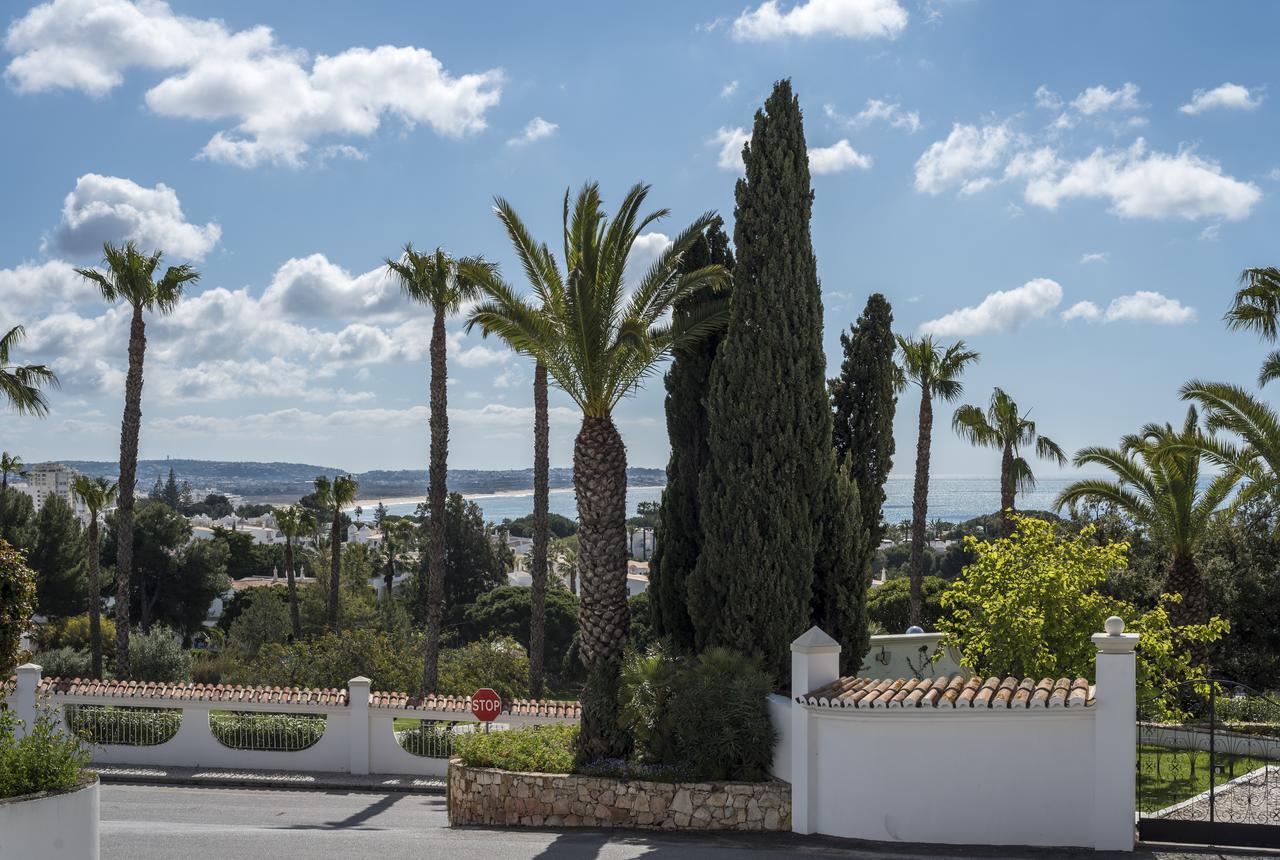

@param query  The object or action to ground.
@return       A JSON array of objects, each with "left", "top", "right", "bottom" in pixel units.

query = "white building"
[
  {"left": 347, "top": 523, "right": 383, "bottom": 548},
  {"left": 628, "top": 527, "right": 655, "bottom": 561},
  {"left": 12, "top": 462, "right": 93, "bottom": 523}
]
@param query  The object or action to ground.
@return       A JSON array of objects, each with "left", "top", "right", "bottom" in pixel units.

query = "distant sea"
[{"left": 348, "top": 476, "right": 1084, "bottom": 525}]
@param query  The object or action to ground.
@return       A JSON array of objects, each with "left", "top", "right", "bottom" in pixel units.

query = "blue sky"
[{"left": 1, "top": 0, "right": 1276, "bottom": 478}]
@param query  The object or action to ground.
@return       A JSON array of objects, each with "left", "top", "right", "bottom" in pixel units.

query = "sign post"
[{"left": 470, "top": 687, "right": 502, "bottom": 734}]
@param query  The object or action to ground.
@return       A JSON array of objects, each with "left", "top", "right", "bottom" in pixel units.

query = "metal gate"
[{"left": 1138, "top": 680, "right": 1280, "bottom": 848}]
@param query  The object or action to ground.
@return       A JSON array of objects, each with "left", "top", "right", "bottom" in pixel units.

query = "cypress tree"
[
  {"left": 831, "top": 293, "right": 898, "bottom": 551},
  {"left": 649, "top": 219, "right": 733, "bottom": 652},
  {"left": 29, "top": 495, "right": 87, "bottom": 618},
  {"left": 691, "top": 80, "right": 852, "bottom": 679},
  {"left": 814, "top": 458, "right": 872, "bottom": 675}
]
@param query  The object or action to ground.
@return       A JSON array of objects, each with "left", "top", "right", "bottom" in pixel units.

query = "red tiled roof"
[
  {"left": 368, "top": 690, "right": 581, "bottom": 719},
  {"left": 801, "top": 674, "right": 1094, "bottom": 710},
  {"left": 37, "top": 677, "right": 349, "bottom": 706}
]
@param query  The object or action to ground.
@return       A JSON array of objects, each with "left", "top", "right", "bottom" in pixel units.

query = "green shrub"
[
  {"left": 1215, "top": 693, "right": 1280, "bottom": 725},
  {"left": 191, "top": 649, "right": 242, "bottom": 685},
  {"left": 237, "top": 628, "right": 420, "bottom": 694},
  {"left": 866, "top": 576, "right": 948, "bottom": 633},
  {"left": 228, "top": 593, "right": 290, "bottom": 659},
  {"left": 462, "top": 587, "right": 579, "bottom": 684},
  {"left": 437, "top": 637, "right": 529, "bottom": 699},
  {"left": 0, "top": 707, "right": 91, "bottom": 799},
  {"left": 65, "top": 705, "right": 181, "bottom": 746},
  {"left": 209, "top": 711, "right": 326, "bottom": 751},
  {"left": 397, "top": 720, "right": 459, "bottom": 758},
  {"left": 619, "top": 646, "right": 776, "bottom": 782},
  {"left": 0, "top": 539, "right": 36, "bottom": 677},
  {"left": 126, "top": 627, "right": 193, "bottom": 682},
  {"left": 577, "top": 758, "right": 689, "bottom": 783},
  {"left": 454, "top": 724, "right": 577, "bottom": 774},
  {"left": 35, "top": 614, "right": 116, "bottom": 658},
  {"left": 33, "top": 646, "right": 93, "bottom": 679}
]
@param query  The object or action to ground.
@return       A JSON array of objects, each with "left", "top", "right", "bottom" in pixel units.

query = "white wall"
[
  {"left": 858, "top": 632, "right": 964, "bottom": 681},
  {"left": 0, "top": 779, "right": 99, "bottom": 860}
]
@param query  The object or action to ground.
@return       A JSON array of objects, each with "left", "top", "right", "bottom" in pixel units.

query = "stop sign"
[{"left": 470, "top": 687, "right": 502, "bottom": 722}]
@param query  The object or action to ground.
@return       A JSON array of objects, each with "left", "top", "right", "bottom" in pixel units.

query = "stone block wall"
[{"left": 448, "top": 760, "right": 790, "bottom": 831}]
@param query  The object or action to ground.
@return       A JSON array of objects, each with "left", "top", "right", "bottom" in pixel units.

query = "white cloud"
[
  {"left": 1061, "top": 300, "right": 1101, "bottom": 322},
  {"left": 1070, "top": 82, "right": 1141, "bottom": 115},
  {"left": 1198, "top": 223, "right": 1221, "bottom": 242},
  {"left": 46, "top": 173, "right": 220, "bottom": 260},
  {"left": 913, "top": 123, "right": 1013, "bottom": 194},
  {"left": 506, "top": 116, "right": 557, "bottom": 146},
  {"left": 625, "top": 233, "right": 673, "bottom": 284},
  {"left": 720, "top": 80, "right": 738, "bottom": 99},
  {"left": 732, "top": 0, "right": 908, "bottom": 41},
  {"left": 826, "top": 98, "right": 920, "bottom": 133},
  {"left": 1179, "top": 83, "right": 1263, "bottom": 115},
  {"left": 5, "top": 0, "right": 503, "bottom": 168},
  {"left": 1062, "top": 292, "right": 1195, "bottom": 325},
  {"left": 809, "top": 140, "right": 873, "bottom": 174},
  {"left": 712, "top": 126, "right": 750, "bottom": 170},
  {"left": 0, "top": 259, "right": 98, "bottom": 313},
  {"left": 1079, "top": 252, "right": 1108, "bottom": 264},
  {"left": 1034, "top": 85, "right": 1063, "bottom": 111},
  {"left": 1022, "top": 139, "right": 1261, "bottom": 221},
  {"left": 919, "top": 278, "right": 1062, "bottom": 336},
  {"left": 261, "top": 254, "right": 401, "bottom": 320}
]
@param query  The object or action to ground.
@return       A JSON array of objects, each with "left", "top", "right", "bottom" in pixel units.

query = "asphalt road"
[{"left": 100, "top": 784, "right": 1274, "bottom": 860}]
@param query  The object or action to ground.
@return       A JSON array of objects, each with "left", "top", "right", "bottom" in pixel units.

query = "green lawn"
[{"left": 1137, "top": 745, "right": 1273, "bottom": 812}]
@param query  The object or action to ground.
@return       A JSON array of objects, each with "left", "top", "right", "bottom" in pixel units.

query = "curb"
[{"left": 93, "top": 769, "right": 446, "bottom": 795}]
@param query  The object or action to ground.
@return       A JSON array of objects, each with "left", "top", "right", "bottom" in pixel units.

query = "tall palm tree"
[
  {"left": 77, "top": 242, "right": 198, "bottom": 678},
  {"left": 1181, "top": 380, "right": 1280, "bottom": 513},
  {"left": 1, "top": 452, "right": 24, "bottom": 495},
  {"left": 467, "top": 181, "right": 727, "bottom": 762},
  {"left": 1, "top": 325, "right": 59, "bottom": 416},
  {"left": 1224, "top": 266, "right": 1280, "bottom": 385},
  {"left": 952, "top": 387, "right": 1068, "bottom": 537},
  {"left": 385, "top": 245, "right": 489, "bottom": 694},
  {"left": 1056, "top": 408, "right": 1235, "bottom": 628},
  {"left": 897, "top": 335, "right": 980, "bottom": 628},
  {"left": 378, "top": 518, "right": 416, "bottom": 597},
  {"left": 71, "top": 475, "right": 118, "bottom": 678},
  {"left": 312, "top": 475, "right": 358, "bottom": 631},
  {"left": 274, "top": 505, "right": 310, "bottom": 639}
]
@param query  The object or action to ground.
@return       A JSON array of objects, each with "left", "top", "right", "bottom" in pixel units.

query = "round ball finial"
[
  {"left": 1104, "top": 616, "right": 1125, "bottom": 636},
  {"left": 906, "top": 625, "right": 924, "bottom": 635}
]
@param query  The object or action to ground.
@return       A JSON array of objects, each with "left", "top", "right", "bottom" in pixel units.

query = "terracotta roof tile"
[
  {"left": 801, "top": 673, "right": 1096, "bottom": 710},
  {"left": 37, "top": 676, "right": 350, "bottom": 706},
  {"left": 367, "top": 691, "right": 581, "bottom": 720}
]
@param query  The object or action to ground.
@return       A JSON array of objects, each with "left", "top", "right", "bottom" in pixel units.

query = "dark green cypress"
[
  {"left": 814, "top": 457, "right": 872, "bottom": 675},
  {"left": 690, "top": 80, "right": 845, "bottom": 679},
  {"left": 649, "top": 219, "right": 733, "bottom": 652},
  {"left": 830, "top": 294, "right": 898, "bottom": 551}
]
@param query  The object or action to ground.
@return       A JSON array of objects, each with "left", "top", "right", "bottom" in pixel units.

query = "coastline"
[{"left": 347, "top": 485, "right": 666, "bottom": 510}]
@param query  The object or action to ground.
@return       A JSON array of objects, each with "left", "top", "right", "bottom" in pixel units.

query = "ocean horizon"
[{"left": 348, "top": 475, "right": 1090, "bottom": 525}]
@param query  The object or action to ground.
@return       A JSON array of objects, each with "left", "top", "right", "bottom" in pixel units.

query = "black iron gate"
[{"left": 1138, "top": 680, "right": 1280, "bottom": 848}]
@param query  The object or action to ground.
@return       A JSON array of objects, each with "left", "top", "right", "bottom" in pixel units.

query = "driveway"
[{"left": 100, "top": 783, "right": 1276, "bottom": 859}]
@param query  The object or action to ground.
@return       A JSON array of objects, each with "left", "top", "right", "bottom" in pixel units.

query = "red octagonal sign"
[{"left": 470, "top": 687, "right": 502, "bottom": 722}]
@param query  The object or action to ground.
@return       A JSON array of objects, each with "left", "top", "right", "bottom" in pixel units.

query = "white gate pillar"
[
  {"left": 348, "top": 676, "right": 371, "bottom": 775},
  {"left": 790, "top": 627, "right": 841, "bottom": 835},
  {"left": 12, "top": 663, "right": 41, "bottom": 738},
  {"left": 1092, "top": 616, "right": 1138, "bottom": 852}
]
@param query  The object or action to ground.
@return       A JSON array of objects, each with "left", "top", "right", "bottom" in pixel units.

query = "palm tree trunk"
[
  {"left": 115, "top": 304, "right": 146, "bottom": 678},
  {"left": 422, "top": 308, "right": 449, "bottom": 694},
  {"left": 88, "top": 517, "right": 102, "bottom": 678},
  {"left": 573, "top": 415, "right": 631, "bottom": 764},
  {"left": 530, "top": 362, "right": 549, "bottom": 699},
  {"left": 1000, "top": 443, "right": 1016, "bottom": 538},
  {"left": 327, "top": 512, "right": 341, "bottom": 631},
  {"left": 1164, "top": 552, "right": 1208, "bottom": 629},
  {"left": 907, "top": 387, "right": 933, "bottom": 630},
  {"left": 285, "top": 537, "right": 301, "bottom": 639}
]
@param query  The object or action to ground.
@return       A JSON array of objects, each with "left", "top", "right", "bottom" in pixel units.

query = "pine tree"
[
  {"left": 29, "top": 495, "right": 87, "bottom": 618},
  {"left": 649, "top": 218, "right": 733, "bottom": 652},
  {"left": 162, "top": 467, "right": 181, "bottom": 510},
  {"left": 831, "top": 294, "right": 898, "bottom": 551},
  {"left": 691, "top": 80, "right": 855, "bottom": 679}
]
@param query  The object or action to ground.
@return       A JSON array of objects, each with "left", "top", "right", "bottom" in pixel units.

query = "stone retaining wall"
[{"left": 447, "top": 760, "right": 790, "bottom": 831}]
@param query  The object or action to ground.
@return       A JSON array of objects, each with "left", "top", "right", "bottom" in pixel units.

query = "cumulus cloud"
[
  {"left": 825, "top": 98, "right": 920, "bottom": 133},
  {"left": 260, "top": 254, "right": 401, "bottom": 321},
  {"left": 809, "top": 140, "right": 873, "bottom": 174},
  {"left": 1070, "top": 82, "right": 1141, "bottom": 115},
  {"left": 919, "top": 278, "right": 1062, "bottom": 337},
  {"left": 732, "top": 0, "right": 908, "bottom": 40},
  {"left": 712, "top": 126, "right": 750, "bottom": 170},
  {"left": 506, "top": 116, "right": 557, "bottom": 146},
  {"left": 45, "top": 173, "right": 220, "bottom": 260},
  {"left": 0, "top": 259, "right": 98, "bottom": 312},
  {"left": 1034, "top": 85, "right": 1063, "bottom": 111},
  {"left": 1063, "top": 292, "right": 1195, "bottom": 325},
  {"left": 1022, "top": 139, "right": 1261, "bottom": 221},
  {"left": 4, "top": 0, "right": 504, "bottom": 168},
  {"left": 720, "top": 80, "right": 738, "bottom": 99},
  {"left": 913, "top": 123, "right": 1014, "bottom": 194},
  {"left": 1179, "top": 83, "right": 1263, "bottom": 115},
  {"left": 625, "top": 232, "right": 673, "bottom": 284}
]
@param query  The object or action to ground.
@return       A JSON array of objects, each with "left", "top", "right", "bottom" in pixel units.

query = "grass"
[{"left": 1137, "top": 745, "right": 1273, "bottom": 812}]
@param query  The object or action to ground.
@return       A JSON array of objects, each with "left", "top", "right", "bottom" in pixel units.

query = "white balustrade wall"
[{"left": 9, "top": 667, "right": 576, "bottom": 779}]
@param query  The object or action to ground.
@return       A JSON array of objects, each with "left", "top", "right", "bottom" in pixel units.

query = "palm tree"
[
  {"left": 1181, "top": 380, "right": 1280, "bottom": 513},
  {"left": 952, "top": 387, "right": 1068, "bottom": 537},
  {"left": 1, "top": 452, "right": 24, "bottom": 495},
  {"left": 467, "top": 181, "right": 727, "bottom": 762},
  {"left": 385, "top": 245, "right": 489, "bottom": 694},
  {"left": 312, "top": 475, "right": 358, "bottom": 631},
  {"left": 1, "top": 325, "right": 59, "bottom": 416},
  {"left": 897, "top": 335, "right": 980, "bottom": 629},
  {"left": 71, "top": 475, "right": 118, "bottom": 678},
  {"left": 379, "top": 519, "right": 416, "bottom": 597},
  {"left": 77, "top": 242, "right": 198, "bottom": 678},
  {"left": 274, "top": 505, "right": 310, "bottom": 639},
  {"left": 1056, "top": 408, "right": 1235, "bottom": 628},
  {"left": 1224, "top": 267, "right": 1280, "bottom": 385}
]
